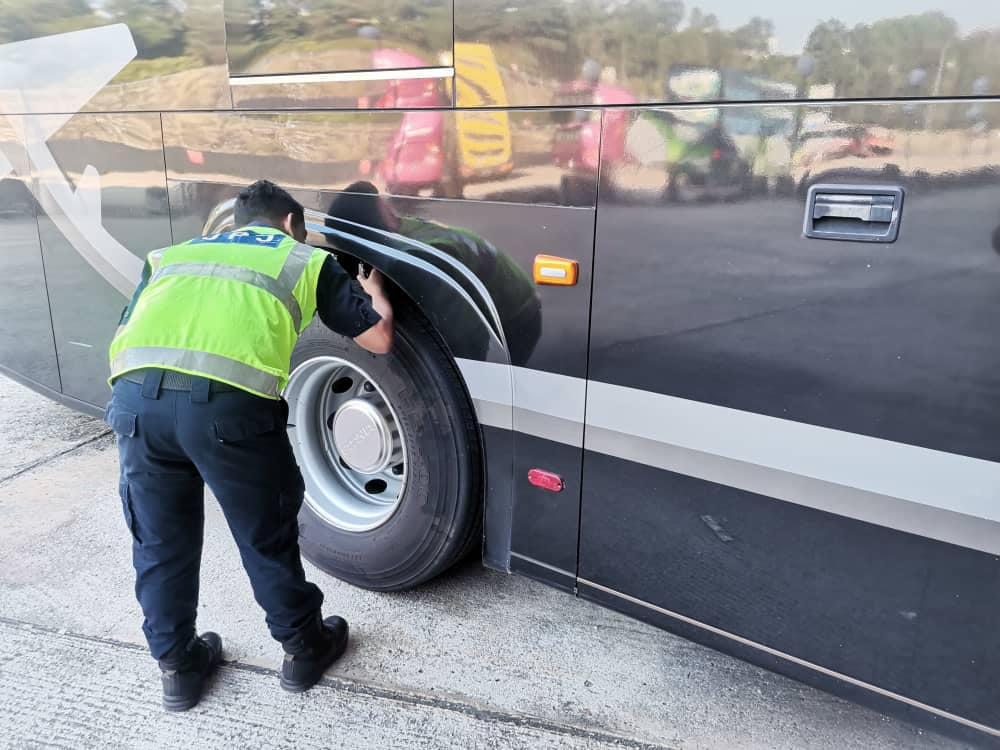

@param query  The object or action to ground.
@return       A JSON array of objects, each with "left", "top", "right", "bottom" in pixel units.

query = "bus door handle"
[{"left": 804, "top": 185, "right": 903, "bottom": 243}]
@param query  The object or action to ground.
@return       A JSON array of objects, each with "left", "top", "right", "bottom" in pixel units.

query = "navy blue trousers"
[{"left": 106, "top": 373, "right": 323, "bottom": 660}]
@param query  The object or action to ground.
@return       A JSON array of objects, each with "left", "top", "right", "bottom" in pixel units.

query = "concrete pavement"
[
  {"left": 0, "top": 619, "right": 657, "bottom": 750},
  {"left": 0, "top": 375, "right": 969, "bottom": 749}
]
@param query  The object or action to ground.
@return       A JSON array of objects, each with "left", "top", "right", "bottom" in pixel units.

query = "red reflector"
[
  {"left": 711, "top": 148, "right": 723, "bottom": 160},
  {"left": 528, "top": 469, "right": 564, "bottom": 492}
]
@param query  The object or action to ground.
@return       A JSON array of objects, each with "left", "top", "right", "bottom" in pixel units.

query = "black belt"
[{"left": 121, "top": 368, "right": 238, "bottom": 393}]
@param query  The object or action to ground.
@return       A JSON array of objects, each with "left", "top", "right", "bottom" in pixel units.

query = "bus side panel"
[
  {"left": 28, "top": 113, "right": 173, "bottom": 407},
  {"left": 0, "top": 128, "right": 61, "bottom": 391},
  {"left": 579, "top": 455, "right": 1000, "bottom": 738},
  {"left": 579, "top": 101, "right": 1000, "bottom": 737}
]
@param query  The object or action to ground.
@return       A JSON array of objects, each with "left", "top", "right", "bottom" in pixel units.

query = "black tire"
[{"left": 290, "top": 299, "right": 483, "bottom": 591}]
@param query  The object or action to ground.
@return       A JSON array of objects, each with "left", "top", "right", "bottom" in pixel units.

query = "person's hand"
[
  {"left": 358, "top": 265, "right": 386, "bottom": 298},
  {"left": 354, "top": 264, "right": 394, "bottom": 354}
]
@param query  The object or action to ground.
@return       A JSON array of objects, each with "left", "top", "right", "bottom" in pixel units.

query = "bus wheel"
[{"left": 284, "top": 300, "right": 482, "bottom": 591}]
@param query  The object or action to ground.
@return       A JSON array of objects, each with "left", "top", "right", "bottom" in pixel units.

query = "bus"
[{"left": 0, "top": 1, "right": 998, "bottom": 743}]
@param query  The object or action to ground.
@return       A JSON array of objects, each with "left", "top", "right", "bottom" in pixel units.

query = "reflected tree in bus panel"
[
  {"left": 454, "top": 0, "right": 1000, "bottom": 106},
  {"left": 0, "top": 0, "right": 230, "bottom": 110},
  {"left": 224, "top": 0, "right": 454, "bottom": 76}
]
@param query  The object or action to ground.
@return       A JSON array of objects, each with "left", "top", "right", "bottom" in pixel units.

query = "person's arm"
[
  {"left": 354, "top": 266, "right": 394, "bottom": 354},
  {"left": 315, "top": 256, "right": 394, "bottom": 354}
]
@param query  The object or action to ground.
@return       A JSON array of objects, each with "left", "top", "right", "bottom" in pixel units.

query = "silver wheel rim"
[{"left": 285, "top": 356, "right": 407, "bottom": 532}]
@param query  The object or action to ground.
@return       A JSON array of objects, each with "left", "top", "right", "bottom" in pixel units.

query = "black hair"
[
  {"left": 326, "top": 180, "right": 388, "bottom": 232},
  {"left": 234, "top": 179, "right": 304, "bottom": 229}
]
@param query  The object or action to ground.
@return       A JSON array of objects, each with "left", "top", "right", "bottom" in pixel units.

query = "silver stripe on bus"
[
  {"left": 458, "top": 358, "right": 513, "bottom": 410},
  {"left": 456, "top": 359, "right": 1000, "bottom": 555},
  {"left": 509, "top": 552, "right": 575, "bottom": 579},
  {"left": 229, "top": 67, "right": 454, "bottom": 86},
  {"left": 513, "top": 408, "right": 583, "bottom": 448},
  {"left": 112, "top": 347, "right": 281, "bottom": 398},
  {"left": 471, "top": 399, "right": 513, "bottom": 431},
  {"left": 577, "top": 578, "right": 1000, "bottom": 739},
  {"left": 512, "top": 366, "right": 585, "bottom": 446},
  {"left": 586, "top": 424, "right": 1000, "bottom": 556},
  {"left": 150, "top": 262, "right": 303, "bottom": 331},
  {"left": 585, "top": 380, "right": 1000, "bottom": 527}
]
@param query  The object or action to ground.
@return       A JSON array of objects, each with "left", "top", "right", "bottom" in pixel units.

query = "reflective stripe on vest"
[
  {"left": 111, "top": 346, "right": 282, "bottom": 398},
  {"left": 109, "top": 227, "right": 327, "bottom": 399},
  {"left": 147, "top": 242, "right": 314, "bottom": 332}
]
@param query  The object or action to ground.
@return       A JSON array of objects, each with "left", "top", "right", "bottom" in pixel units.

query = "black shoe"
[
  {"left": 280, "top": 616, "right": 349, "bottom": 693},
  {"left": 158, "top": 632, "right": 223, "bottom": 712}
]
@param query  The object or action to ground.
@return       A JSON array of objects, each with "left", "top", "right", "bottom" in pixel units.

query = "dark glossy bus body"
[{"left": 1, "top": 0, "right": 998, "bottom": 743}]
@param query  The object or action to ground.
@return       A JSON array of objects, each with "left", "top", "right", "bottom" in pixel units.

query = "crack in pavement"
[
  {"left": 0, "top": 429, "right": 112, "bottom": 488},
  {"left": 0, "top": 616, "right": 675, "bottom": 750}
]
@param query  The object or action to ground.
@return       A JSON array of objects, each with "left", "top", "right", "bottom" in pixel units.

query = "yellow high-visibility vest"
[{"left": 109, "top": 225, "right": 328, "bottom": 399}]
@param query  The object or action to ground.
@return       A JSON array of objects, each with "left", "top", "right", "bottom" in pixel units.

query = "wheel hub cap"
[{"left": 332, "top": 399, "right": 392, "bottom": 474}]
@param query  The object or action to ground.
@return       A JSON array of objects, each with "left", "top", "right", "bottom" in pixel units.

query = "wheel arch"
[{"left": 202, "top": 200, "right": 509, "bottom": 367}]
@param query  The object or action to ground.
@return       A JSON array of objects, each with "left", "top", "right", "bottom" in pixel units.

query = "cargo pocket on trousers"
[
  {"left": 119, "top": 480, "right": 142, "bottom": 545},
  {"left": 104, "top": 405, "right": 137, "bottom": 438}
]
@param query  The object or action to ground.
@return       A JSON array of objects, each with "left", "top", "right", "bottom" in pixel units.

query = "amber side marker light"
[
  {"left": 533, "top": 255, "right": 578, "bottom": 286},
  {"left": 528, "top": 469, "right": 564, "bottom": 492}
]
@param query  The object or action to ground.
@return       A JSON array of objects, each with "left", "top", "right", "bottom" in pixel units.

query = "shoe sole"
[
  {"left": 163, "top": 694, "right": 201, "bottom": 712},
  {"left": 279, "top": 676, "right": 316, "bottom": 693}
]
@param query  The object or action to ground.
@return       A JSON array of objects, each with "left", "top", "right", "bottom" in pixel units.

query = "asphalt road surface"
[{"left": 0, "top": 375, "right": 973, "bottom": 749}]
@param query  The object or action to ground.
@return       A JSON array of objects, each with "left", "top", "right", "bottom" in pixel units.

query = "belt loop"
[
  {"left": 141, "top": 369, "right": 164, "bottom": 399},
  {"left": 190, "top": 376, "right": 211, "bottom": 404}
]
